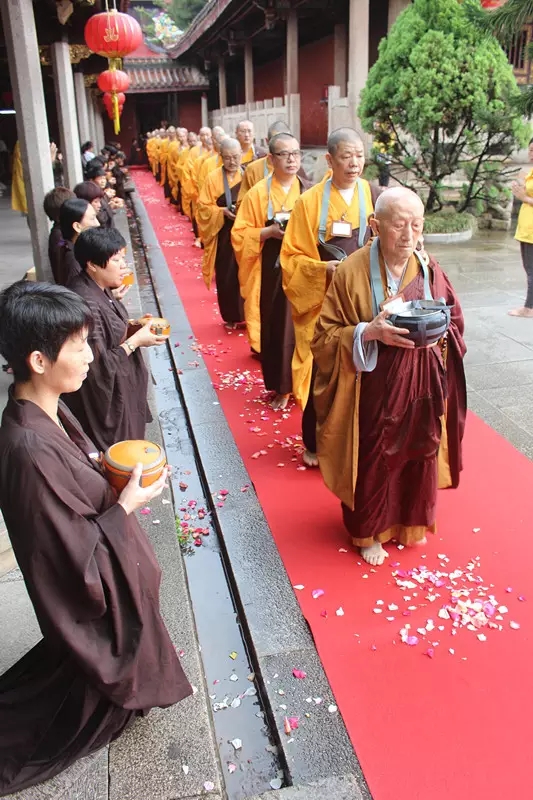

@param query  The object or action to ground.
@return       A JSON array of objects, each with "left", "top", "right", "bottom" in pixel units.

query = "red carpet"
[{"left": 135, "top": 170, "right": 533, "bottom": 800}]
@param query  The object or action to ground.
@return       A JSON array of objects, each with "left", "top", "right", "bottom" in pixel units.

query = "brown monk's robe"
[
  {"left": 196, "top": 167, "right": 244, "bottom": 325},
  {"left": 311, "top": 242, "right": 467, "bottom": 548},
  {"left": 0, "top": 394, "right": 192, "bottom": 796},
  {"left": 65, "top": 271, "right": 151, "bottom": 451},
  {"left": 280, "top": 178, "right": 377, "bottom": 409},
  {"left": 232, "top": 174, "right": 310, "bottom": 387},
  {"left": 54, "top": 239, "right": 82, "bottom": 286}
]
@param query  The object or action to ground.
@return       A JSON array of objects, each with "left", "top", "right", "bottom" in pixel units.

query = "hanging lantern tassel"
[{"left": 112, "top": 91, "right": 120, "bottom": 134}]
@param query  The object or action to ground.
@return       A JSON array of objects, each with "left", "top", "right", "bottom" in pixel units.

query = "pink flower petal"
[
  {"left": 292, "top": 669, "right": 307, "bottom": 679},
  {"left": 140, "top": 507, "right": 151, "bottom": 515},
  {"left": 423, "top": 648, "right": 435, "bottom": 658},
  {"left": 288, "top": 716, "right": 299, "bottom": 730},
  {"left": 312, "top": 589, "right": 325, "bottom": 599}
]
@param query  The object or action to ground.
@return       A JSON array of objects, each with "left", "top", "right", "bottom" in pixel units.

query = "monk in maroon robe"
[
  {"left": 312, "top": 188, "right": 467, "bottom": 566},
  {"left": 0, "top": 280, "right": 191, "bottom": 796},
  {"left": 65, "top": 227, "right": 167, "bottom": 452}
]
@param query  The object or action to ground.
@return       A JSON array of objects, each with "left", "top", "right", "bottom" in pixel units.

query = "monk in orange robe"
[
  {"left": 235, "top": 120, "right": 267, "bottom": 166},
  {"left": 172, "top": 128, "right": 190, "bottom": 210},
  {"left": 196, "top": 138, "right": 245, "bottom": 327},
  {"left": 160, "top": 126, "right": 176, "bottom": 196},
  {"left": 197, "top": 128, "right": 226, "bottom": 193},
  {"left": 280, "top": 128, "right": 381, "bottom": 467},
  {"left": 181, "top": 127, "right": 212, "bottom": 246},
  {"left": 232, "top": 133, "right": 310, "bottom": 402},
  {"left": 311, "top": 188, "right": 467, "bottom": 565},
  {"left": 146, "top": 132, "right": 158, "bottom": 177},
  {"left": 167, "top": 128, "right": 183, "bottom": 205}
]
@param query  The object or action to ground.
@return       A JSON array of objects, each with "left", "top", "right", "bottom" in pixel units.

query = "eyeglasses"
[
  {"left": 272, "top": 150, "right": 301, "bottom": 160},
  {"left": 222, "top": 155, "right": 240, "bottom": 161}
]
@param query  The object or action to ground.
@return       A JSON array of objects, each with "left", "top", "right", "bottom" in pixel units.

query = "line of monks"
[{"left": 146, "top": 121, "right": 467, "bottom": 569}]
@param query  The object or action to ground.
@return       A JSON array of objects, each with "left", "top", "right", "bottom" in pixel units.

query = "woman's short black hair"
[
  {"left": 74, "top": 227, "right": 127, "bottom": 270},
  {"left": 0, "top": 281, "right": 92, "bottom": 383},
  {"left": 529, "top": 137, "right": 533, "bottom": 146},
  {"left": 74, "top": 181, "right": 104, "bottom": 202},
  {"left": 59, "top": 198, "right": 90, "bottom": 241},
  {"left": 81, "top": 141, "right": 93, "bottom": 154},
  {"left": 43, "top": 187, "right": 75, "bottom": 223},
  {"left": 86, "top": 162, "right": 106, "bottom": 180}
]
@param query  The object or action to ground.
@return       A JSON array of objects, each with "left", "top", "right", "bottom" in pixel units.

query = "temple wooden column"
[
  {"left": 1, "top": 0, "right": 54, "bottom": 281},
  {"left": 218, "top": 57, "right": 227, "bottom": 109},
  {"left": 334, "top": 23, "right": 347, "bottom": 96},
  {"left": 348, "top": 0, "right": 369, "bottom": 136},
  {"left": 201, "top": 93, "right": 209, "bottom": 127},
  {"left": 74, "top": 72, "right": 90, "bottom": 145},
  {"left": 244, "top": 40, "right": 254, "bottom": 105},
  {"left": 286, "top": 9, "right": 299, "bottom": 140},
  {"left": 388, "top": 0, "right": 411, "bottom": 30},
  {"left": 52, "top": 40, "right": 83, "bottom": 187}
]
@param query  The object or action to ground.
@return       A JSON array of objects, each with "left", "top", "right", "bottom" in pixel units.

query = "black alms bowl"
[{"left": 387, "top": 300, "right": 452, "bottom": 347}]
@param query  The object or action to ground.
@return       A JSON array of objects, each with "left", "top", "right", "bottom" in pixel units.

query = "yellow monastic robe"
[
  {"left": 198, "top": 153, "right": 223, "bottom": 193},
  {"left": 241, "top": 146, "right": 256, "bottom": 166},
  {"left": 171, "top": 146, "right": 190, "bottom": 200},
  {"left": 232, "top": 175, "right": 301, "bottom": 354},
  {"left": 166, "top": 140, "right": 181, "bottom": 194},
  {"left": 196, "top": 167, "right": 242, "bottom": 289},
  {"left": 236, "top": 156, "right": 271, "bottom": 209},
  {"left": 11, "top": 142, "right": 27, "bottom": 215},
  {"left": 279, "top": 179, "right": 374, "bottom": 408},
  {"left": 181, "top": 144, "right": 207, "bottom": 219},
  {"left": 159, "top": 138, "right": 170, "bottom": 186},
  {"left": 146, "top": 139, "right": 156, "bottom": 173}
]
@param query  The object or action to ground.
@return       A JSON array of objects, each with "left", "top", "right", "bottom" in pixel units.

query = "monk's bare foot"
[
  {"left": 413, "top": 536, "right": 427, "bottom": 547},
  {"left": 302, "top": 449, "right": 318, "bottom": 468},
  {"left": 360, "top": 541, "right": 389, "bottom": 566},
  {"left": 508, "top": 307, "right": 533, "bottom": 317},
  {"left": 271, "top": 393, "right": 290, "bottom": 411},
  {"left": 193, "top": 238, "right": 202, "bottom": 248}
]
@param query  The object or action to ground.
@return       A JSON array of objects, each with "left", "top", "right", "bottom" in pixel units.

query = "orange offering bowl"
[
  {"left": 149, "top": 317, "right": 171, "bottom": 336},
  {"left": 122, "top": 271, "right": 135, "bottom": 286},
  {"left": 103, "top": 440, "right": 167, "bottom": 493}
]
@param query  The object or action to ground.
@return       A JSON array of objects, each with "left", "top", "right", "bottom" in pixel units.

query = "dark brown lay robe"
[
  {"left": 215, "top": 184, "right": 245, "bottom": 325},
  {"left": 54, "top": 239, "right": 82, "bottom": 286},
  {"left": 64, "top": 271, "right": 151, "bottom": 452},
  {"left": 311, "top": 243, "right": 467, "bottom": 549},
  {"left": 48, "top": 223, "right": 63, "bottom": 281},
  {"left": 97, "top": 195, "right": 115, "bottom": 229},
  {"left": 0, "top": 394, "right": 192, "bottom": 796}
]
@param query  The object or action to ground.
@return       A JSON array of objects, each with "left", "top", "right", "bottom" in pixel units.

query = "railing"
[{"left": 209, "top": 94, "right": 300, "bottom": 144}]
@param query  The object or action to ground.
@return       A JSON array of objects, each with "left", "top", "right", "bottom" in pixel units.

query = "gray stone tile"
[
  {"left": 0, "top": 579, "right": 40, "bottom": 674},
  {"left": 244, "top": 775, "right": 366, "bottom": 800},
  {"left": 477, "top": 383, "right": 533, "bottom": 410},
  {"left": 257, "top": 651, "right": 365, "bottom": 792},
  {"left": 4, "top": 748, "right": 109, "bottom": 800},
  {"left": 467, "top": 391, "right": 533, "bottom": 456},
  {"left": 465, "top": 360, "right": 533, "bottom": 390}
]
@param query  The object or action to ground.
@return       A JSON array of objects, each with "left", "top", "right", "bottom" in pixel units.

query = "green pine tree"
[
  {"left": 359, "top": 0, "right": 530, "bottom": 214},
  {"left": 154, "top": 0, "right": 208, "bottom": 30}
]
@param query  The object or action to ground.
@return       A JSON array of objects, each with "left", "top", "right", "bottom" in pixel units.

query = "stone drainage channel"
[{"left": 128, "top": 213, "right": 285, "bottom": 798}]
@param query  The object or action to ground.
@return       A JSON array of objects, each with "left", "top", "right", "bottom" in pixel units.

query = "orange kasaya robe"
[
  {"left": 311, "top": 242, "right": 467, "bottom": 547},
  {"left": 279, "top": 179, "right": 374, "bottom": 409},
  {"left": 181, "top": 144, "right": 207, "bottom": 219},
  {"left": 166, "top": 140, "right": 181, "bottom": 196},
  {"left": 197, "top": 153, "right": 223, "bottom": 195},
  {"left": 159, "top": 138, "right": 170, "bottom": 186},
  {"left": 232, "top": 175, "right": 301, "bottom": 355},
  {"left": 146, "top": 138, "right": 158, "bottom": 175},
  {"left": 171, "top": 146, "right": 190, "bottom": 201},
  {"left": 236, "top": 156, "right": 271, "bottom": 210},
  {"left": 196, "top": 166, "right": 242, "bottom": 289},
  {"left": 11, "top": 142, "right": 27, "bottom": 215}
]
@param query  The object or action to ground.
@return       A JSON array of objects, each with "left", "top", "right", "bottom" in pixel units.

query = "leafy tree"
[
  {"left": 467, "top": 0, "right": 533, "bottom": 114},
  {"left": 359, "top": 0, "right": 530, "bottom": 214},
  {"left": 151, "top": 0, "right": 208, "bottom": 31}
]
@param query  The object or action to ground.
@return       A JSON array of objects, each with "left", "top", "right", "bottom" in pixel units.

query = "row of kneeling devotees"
[{"left": 155, "top": 120, "right": 467, "bottom": 568}]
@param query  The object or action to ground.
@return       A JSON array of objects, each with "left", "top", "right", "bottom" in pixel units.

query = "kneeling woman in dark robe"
[
  {"left": 0, "top": 281, "right": 191, "bottom": 797},
  {"left": 65, "top": 227, "right": 167, "bottom": 452}
]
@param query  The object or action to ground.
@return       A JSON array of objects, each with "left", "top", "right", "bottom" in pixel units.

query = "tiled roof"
[{"left": 124, "top": 65, "right": 209, "bottom": 93}]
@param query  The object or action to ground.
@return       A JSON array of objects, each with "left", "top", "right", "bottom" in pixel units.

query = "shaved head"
[
  {"left": 268, "top": 133, "right": 298, "bottom": 155},
  {"left": 374, "top": 187, "right": 424, "bottom": 219},
  {"left": 220, "top": 137, "right": 241, "bottom": 154},
  {"left": 212, "top": 125, "right": 225, "bottom": 137},
  {"left": 327, "top": 127, "right": 363, "bottom": 156},
  {"left": 267, "top": 120, "right": 291, "bottom": 140}
]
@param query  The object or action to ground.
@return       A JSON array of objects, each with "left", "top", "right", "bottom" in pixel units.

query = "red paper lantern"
[
  {"left": 84, "top": 10, "right": 143, "bottom": 62},
  {"left": 97, "top": 69, "right": 130, "bottom": 93}
]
